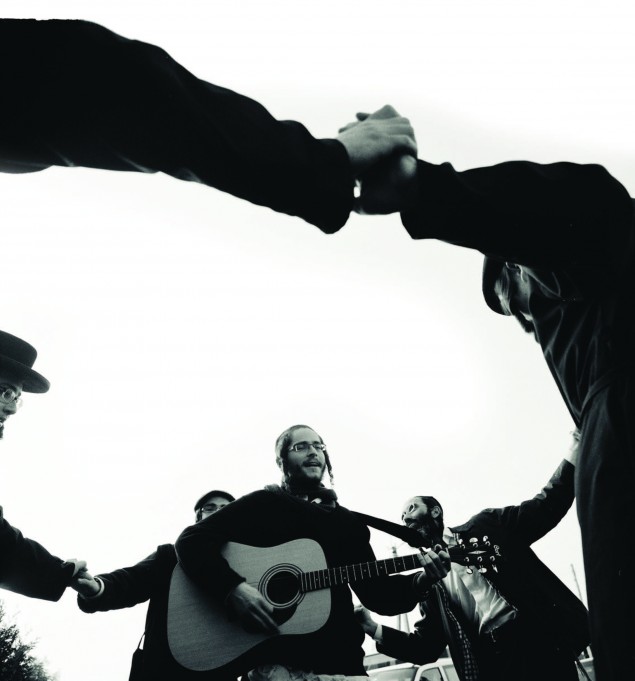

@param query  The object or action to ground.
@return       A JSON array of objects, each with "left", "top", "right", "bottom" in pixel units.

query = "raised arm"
[
  {"left": 0, "top": 19, "right": 354, "bottom": 232},
  {"left": 475, "top": 432, "right": 580, "bottom": 546},
  {"left": 400, "top": 160, "right": 634, "bottom": 274}
]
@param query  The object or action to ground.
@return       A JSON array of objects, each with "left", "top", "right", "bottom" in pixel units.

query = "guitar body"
[{"left": 167, "top": 538, "right": 331, "bottom": 672}]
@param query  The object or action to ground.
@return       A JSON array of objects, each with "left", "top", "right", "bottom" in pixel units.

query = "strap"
[
  {"left": 350, "top": 510, "right": 423, "bottom": 547},
  {"left": 575, "top": 657, "right": 592, "bottom": 681}
]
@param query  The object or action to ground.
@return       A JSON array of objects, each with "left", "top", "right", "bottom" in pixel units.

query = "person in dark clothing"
[
  {"left": 0, "top": 19, "right": 416, "bottom": 235},
  {"left": 74, "top": 489, "right": 235, "bottom": 680},
  {"left": 0, "top": 329, "right": 87, "bottom": 600},
  {"left": 356, "top": 433, "right": 587, "bottom": 681},
  {"left": 346, "top": 138, "right": 635, "bottom": 680},
  {"left": 174, "top": 425, "right": 439, "bottom": 681}
]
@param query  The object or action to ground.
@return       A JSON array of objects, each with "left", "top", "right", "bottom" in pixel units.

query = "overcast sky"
[{"left": 1, "top": 1, "right": 634, "bottom": 680}]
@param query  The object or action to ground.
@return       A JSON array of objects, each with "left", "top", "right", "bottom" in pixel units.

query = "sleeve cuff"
[{"left": 80, "top": 576, "right": 105, "bottom": 600}]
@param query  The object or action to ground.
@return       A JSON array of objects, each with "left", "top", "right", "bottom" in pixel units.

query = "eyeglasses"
[
  {"left": 0, "top": 386, "right": 22, "bottom": 409},
  {"left": 200, "top": 503, "right": 227, "bottom": 513},
  {"left": 288, "top": 441, "right": 327, "bottom": 453}
]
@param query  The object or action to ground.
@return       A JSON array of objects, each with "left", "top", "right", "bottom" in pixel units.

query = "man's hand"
[
  {"left": 354, "top": 604, "right": 379, "bottom": 637},
  {"left": 414, "top": 545, "right": 451, "bottom": 593},
  {"left": 337, "top": 105, "right": 416, "bottom": 174},
  {"left": 337, "top": 105, "right": 418, "bottom": 215},
  {"left": 71, "top": 570, "right": 102, "bottom": 598},
  {"left": 227, "top": 582, "right": 279, "bottom": 635}
]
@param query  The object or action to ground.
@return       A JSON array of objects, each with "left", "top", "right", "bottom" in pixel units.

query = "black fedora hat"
[{"left": 0, "top": 330, "right": 50, "bottom": 393}]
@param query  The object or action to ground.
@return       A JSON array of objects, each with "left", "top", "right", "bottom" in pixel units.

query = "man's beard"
[{"left": 412, "top": 517, "right": 442, "bottom": 546}]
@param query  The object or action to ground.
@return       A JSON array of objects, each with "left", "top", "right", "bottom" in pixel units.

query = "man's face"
[
  {"left": 0, "top": 376, "right": 23, "bottom": 439},
  {"left": 285, "top": 427, "right": 327, "bottom": 487},
  {"left": 198, "top": 495, "right": 232, "bottom": 521},
  {"left": 495, "top": 265, "right": 536, "bottom": 335},
  {"left": 401, "top": 496, "right": 441, "bottom": 545}
]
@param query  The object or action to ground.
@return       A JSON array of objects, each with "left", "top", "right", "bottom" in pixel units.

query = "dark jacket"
[
  {"left": 0, "top": 506, "right": 74, "bottom": 600},
  {"left": 0, "top": 19, "right": 353, "bottom": 234},
  {"left": 400, "top": 159, "right": 635, "bottom": 426},
  {"left": 78, "top": 543, "right": 222, "bottom": 680},
  {"left": 377, "top": 460, "right": 589, "bottom": 677},
  {"left": 175, "top": 488, "right": 422, "bottom": 677}
]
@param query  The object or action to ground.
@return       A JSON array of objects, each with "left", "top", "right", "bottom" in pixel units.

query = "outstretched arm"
[
  {"left": 479, "top": 430, "right": 580, "bottom": 545},
  {"left": 0, "top": 19, "right": 362, "bottom": 233},
  {"left": 399, "top": 159, "right": 634, "bottom": 274}
]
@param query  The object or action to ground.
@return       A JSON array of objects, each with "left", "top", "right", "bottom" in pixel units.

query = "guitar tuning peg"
[
  {"left": 482, "top": 536, "right": 488, "bottom": 542},
  {"left": 479, "top": 566, "right": 488, "bottom": 574},
  {"left": 457, "top": 538, "right": 464, "bottom": 545},
  {"left": 465, "top": 567, "right": 473, "bottom": 574},
  {"left": 469, "top": 537, "right": 478, "bottom": 544}
]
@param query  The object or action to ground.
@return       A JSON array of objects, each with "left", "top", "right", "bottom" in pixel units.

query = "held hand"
[
  {"left": 336, "top": 105, "right": 417, "bottom": 176},
  {"left": 63, "top": 558, "right": 87, "bottom": 577},
  {"left": 71, "top": 570, "right": 102, "bottom": 598},
  {"left": 414, "top": 545, "right": 451, "bottom": 592},
  {"left": 227, "top": 582, "right": 280, "bottom": 635},
  {"left": 354, "top": 604, "right": 379, "bottom": 637}
]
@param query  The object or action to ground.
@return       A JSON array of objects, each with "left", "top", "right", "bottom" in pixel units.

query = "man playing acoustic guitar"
[
  {"left": 355, "top": 432, "right": 589, "bottom": 681},
  {"left": 173, "top": 425, "right": 446, "bottom": 681}
]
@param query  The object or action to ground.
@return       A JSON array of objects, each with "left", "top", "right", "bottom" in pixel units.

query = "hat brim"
[
  {"left": 0, "top": 356, "right": 50, "bottom": 393},
  {"left": 482, "top": 257, "right": 509, "bottom": 316},
  {"left": 194, "top": 489, "right": 236, "bottom": 511}
]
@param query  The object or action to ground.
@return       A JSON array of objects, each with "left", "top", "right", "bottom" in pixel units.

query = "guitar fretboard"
[{"left": 300, "top": 553, "right": 422, "bottom": 593}]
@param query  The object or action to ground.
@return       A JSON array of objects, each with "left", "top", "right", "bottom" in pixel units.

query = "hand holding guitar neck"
[
  {"left": 414, "top": 544, "right": 451, "bottom": 593},
  {"left": 227, "top": 582, "right": 280, "bottom": 635}
]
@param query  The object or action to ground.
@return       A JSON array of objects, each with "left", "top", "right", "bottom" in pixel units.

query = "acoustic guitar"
[{"left": 167, "top": 536, "right": 500, "bottom": 672}]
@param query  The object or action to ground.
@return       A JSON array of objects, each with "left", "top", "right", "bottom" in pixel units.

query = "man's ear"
[{"left": 430, "top": 506, "right": 442, "bottom": 519}]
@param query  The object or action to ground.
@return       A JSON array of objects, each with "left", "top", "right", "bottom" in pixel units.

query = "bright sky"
[{"left": 1, "top": 1, "right": 634, "bottom": 679}]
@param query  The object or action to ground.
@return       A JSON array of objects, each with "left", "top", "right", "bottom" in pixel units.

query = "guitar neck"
[{"left": 299, "top": 552, "right": 424, "bottom": 593}]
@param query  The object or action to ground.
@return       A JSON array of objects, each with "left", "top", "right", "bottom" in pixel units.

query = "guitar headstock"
[{"left": 448, "top": 535, "right": 502, "bottom": 574}]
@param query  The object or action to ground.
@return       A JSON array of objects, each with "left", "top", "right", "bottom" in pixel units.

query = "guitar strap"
[{"left": 349, "top": 510, "right": 423, "bottom": 548}]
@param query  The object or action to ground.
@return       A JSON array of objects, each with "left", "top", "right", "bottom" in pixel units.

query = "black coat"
[
  {"left": 78, "top": 543, "right": 223, "bottom": 681},
  {"left": 176, "top": 489, "right": 422, "bottom": 677},
  {"left": 0, "top": 19, "right": 353, "bottom": 234},
  {"left": 378, "top": 461, "right": 588, "bottom": 677},
  {"left": 0, "top": 506, "right": 74, "bottom": 600}
]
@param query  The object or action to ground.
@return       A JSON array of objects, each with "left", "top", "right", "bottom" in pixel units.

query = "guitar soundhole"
[{"left": 260, "top": 565, "right": 302, "bottom": 607}]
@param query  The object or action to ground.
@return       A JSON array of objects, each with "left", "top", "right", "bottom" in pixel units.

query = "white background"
[{"left": 2, "top": 1, "right": 634, "bottom": 679}]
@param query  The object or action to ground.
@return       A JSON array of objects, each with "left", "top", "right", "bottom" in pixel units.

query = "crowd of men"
[{"left": 2, "top": 16, "right": 634, "bottom": 681}]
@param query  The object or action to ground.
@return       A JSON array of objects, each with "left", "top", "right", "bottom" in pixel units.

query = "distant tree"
[{"left": 0, "top": 602, "right": 55, "bottom": 681}]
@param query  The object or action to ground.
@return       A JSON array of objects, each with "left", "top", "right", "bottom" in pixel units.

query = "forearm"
[
  {"left": 376, "top": 623, "right": 445, "bottom": 665},
  {"left": 175, "top": 523, "right": 244, "bottom": 602},
  {"left": 401, "top": 160, "right": 634, "bottom": 270},
  {"left": 0, "top": 19, "right": 353, "bottom": 232},
  {"left": 0, "top": 520, "right": 74, "bottom": 601},
  {"left": 354, "top": 573, "right": 420, "bottom": 616}
]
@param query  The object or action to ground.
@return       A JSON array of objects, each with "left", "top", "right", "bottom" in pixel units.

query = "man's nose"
[{"left": 2, "top": 403, "right": 16, "bottom": 416}]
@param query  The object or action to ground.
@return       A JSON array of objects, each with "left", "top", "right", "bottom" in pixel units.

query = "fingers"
[
  {"left": 229, "top": 583, "right": 280, "bottom": 635},
  {"left": 416, "top": 546, "right": 451, "bottom": 584},
  {"left": 64, "top": 558, "right": 88, "bottom": 577}
]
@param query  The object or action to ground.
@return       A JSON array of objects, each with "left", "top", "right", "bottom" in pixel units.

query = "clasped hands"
[{"left": 336, "top": 104, "right": 418, "bottom": 216}]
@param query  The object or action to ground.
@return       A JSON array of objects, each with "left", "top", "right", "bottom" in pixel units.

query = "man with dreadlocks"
[{"left": 175, "top": 425, "right": 442, "bottom": 681}]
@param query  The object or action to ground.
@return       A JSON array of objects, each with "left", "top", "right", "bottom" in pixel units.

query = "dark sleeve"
[
  {"left": 377, "top": 604, "right": 447, "bottom": 665},
  {"left": 477, "top": 459, "right": 575, "bottom": 546},
  {"left": 401, "top": 160, "right": 634, "bottom": 275},
  {"left": 350, "top": 541, "right": 421, "bottom": 616},
  {"left": 77, "top": 545, "right": 174, "bottom": 613},
  {"left": 175, "top": 493, "right": 260, "bottom": 603},
  {"left": 0, "top": 513, "right": 74, "bottom": 601},
  {"left": 0, "top": 19, "right": 353, "bottom": 233}
]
